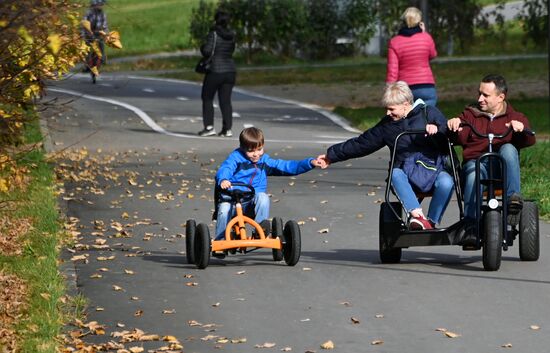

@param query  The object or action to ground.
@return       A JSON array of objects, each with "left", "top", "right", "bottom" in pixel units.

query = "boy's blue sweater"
[{"left": 216, "top": 149, "right": 314, "bottom": 193}]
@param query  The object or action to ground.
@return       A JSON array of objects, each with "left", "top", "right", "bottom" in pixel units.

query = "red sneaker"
[{"left": 409, "top": 215, "right": 433, "bottom": 230}]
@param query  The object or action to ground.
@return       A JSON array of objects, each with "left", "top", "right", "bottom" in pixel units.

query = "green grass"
[
  {"left": 88, "top": 0, "right": 202, "bottom": 57},
  {"left": 106, "top": 56, "right": 547, "bottom": 90},
  {"left": 0, "top": 118, "right": 71, "bottom": 352},
  {"left": 521, "top": 141, "right": 550, "bottom": 218}
]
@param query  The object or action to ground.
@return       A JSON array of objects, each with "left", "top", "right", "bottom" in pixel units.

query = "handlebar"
[
  {"left": 459, "top": 120, "right": 535, "bottom": 139},
  {"left": 219, "top": 182, "right": 255, "bottom": 203}
]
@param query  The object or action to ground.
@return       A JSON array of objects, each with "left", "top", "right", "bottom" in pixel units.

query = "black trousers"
[{"left": 201, "top": 71, "right": 236, "bottom": 131}]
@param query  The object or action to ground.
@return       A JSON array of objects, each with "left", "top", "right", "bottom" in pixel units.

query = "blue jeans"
[
  {"left": 462, "top": 143, "right": 520, "bottom": 219},
  {"left": 392, "top": 168, "right": 454, "bottom": 224},
  {"left": 411, "top": 85, "right": 437, "bottom": 107},
  {"left": 215, "top": 192, "right": 270, "bottom": 240}
]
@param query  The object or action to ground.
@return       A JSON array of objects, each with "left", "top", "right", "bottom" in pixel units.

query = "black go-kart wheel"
[
  {"left": 194, "top": 223, "right": 211, "bottom": 269},
  {"left": 379, "top": 202, "right": 402, "bottom": 264},
  {"left": 482, "top": 210, "right": 502, "bottom": 271},
  {"left": 185, "top": 219, "right": 196, "bottom": 264},
  {"left": 519, "top": 201, "right": 540, "bottom": 261},
  {"left": 271, "top": 217, "right": 284, "bottom": 261},
  {"left": 282, "top": 220, "right": 301, "bottom": 266}
]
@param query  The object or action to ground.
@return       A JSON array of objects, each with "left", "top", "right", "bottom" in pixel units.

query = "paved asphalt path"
[{"left": 43, "top": 73, "right": 550, "bottom": 353}]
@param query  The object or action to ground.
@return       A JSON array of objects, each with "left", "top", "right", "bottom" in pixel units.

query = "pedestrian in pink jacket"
[{"left": 386, "top": 7, "right": 438, "bottom": 106}]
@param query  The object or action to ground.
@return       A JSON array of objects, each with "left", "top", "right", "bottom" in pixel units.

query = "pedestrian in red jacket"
[
  {"left": 386, "top": 7, "right": 438, "bottom": 106},
  {"left": 447, "top": 74, "right": 536, "bottom": 223}
]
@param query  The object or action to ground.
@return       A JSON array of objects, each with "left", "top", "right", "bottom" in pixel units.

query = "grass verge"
[
  {"left": 0, "top": 117, "right": 74, "bottom": 352},
  {"left": 107, "top": 56, "right": 547, "bottom": 89}
]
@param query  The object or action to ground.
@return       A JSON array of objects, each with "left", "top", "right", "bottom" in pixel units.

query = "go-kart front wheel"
[
  {"left": 185, "top": 219, "right": 196, "bottom": 264},
  {"left": 271, "top": 217, "right": 284, "bottom": 261},
  {"left": 482, "top": 210, "right": 502, "bottom": 271},
  {"left": 194, "top": 223, "right": 211, "bottom": 269},
  {"left": 282, "top": 220, "right": 301, "bottom": 266},
  {"left": 379, "top": 202, "right": 402, "bottom": 263},
  {"left": 519, "top": 201, "right": 540, "bottom": 261}
]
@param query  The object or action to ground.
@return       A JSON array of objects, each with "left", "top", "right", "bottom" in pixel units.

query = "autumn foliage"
[{"left": 0, "top": 0, "right": 86, "bottom": 193}]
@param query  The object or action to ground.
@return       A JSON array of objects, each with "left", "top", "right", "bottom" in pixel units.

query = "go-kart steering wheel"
[{"left": 219, "top": 182, "right": 255, "bottom": 203}]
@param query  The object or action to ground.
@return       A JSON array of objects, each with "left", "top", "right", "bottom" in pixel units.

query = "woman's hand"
[
  {"left": 426, "top": 123, "right": 438, "bottom": 135},
  {"left": 220, "top": 180, "right": 232, "bottom": 189},
  {"left": 316, "top": 154, "right": 331, "bottom": 169}
]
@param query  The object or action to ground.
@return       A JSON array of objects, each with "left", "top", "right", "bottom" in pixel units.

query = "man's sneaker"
[
  {"left": 198, "top": 127, "right": 216, "bottom": 137},
  {"left": 409, "top": 215, "right": 433, "bottom": 230},
  {"left": 508, "top": 193, "right": 523, "bottom": 226},
  {"left": 218, "top": 129, "right": 233, "bottom": 137}
]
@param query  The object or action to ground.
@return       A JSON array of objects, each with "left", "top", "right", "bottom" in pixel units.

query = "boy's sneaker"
[
  {"left": 253, "top": 220, "right": 271, "bottom": 239},
  {"left": 212, "top": 251, "right": 226, "bottom": 259},
  {"left": 198, "top": 127, "right": 216, "bottom": 137},
  {"left": 218, "top": 129, "right": 233, "bottom": 137},
  {"left": 409, "top": 215, "right": 433, "bottom": 230}
]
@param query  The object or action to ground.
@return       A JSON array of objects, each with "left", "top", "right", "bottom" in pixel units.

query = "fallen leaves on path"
[
  {"left": 320, "top": 340, "right": 334, "bottom": 349},
  {"left": 435, "top": 328, "right": 461, "bottom": 338}
]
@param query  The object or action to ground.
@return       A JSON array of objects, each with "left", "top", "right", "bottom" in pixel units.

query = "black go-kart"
[{"left": 379, "top": 123, "right": 539, "bottom": 271}]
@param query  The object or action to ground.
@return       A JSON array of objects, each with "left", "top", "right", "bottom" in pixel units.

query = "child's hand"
[
  {"left": 220, "top": 180, "right": 232, "bottom": 189},
  {"left": 310, "top": 158, "right": 322, "bottom": 168},
  {"left": 316, "top": 154, "right": 331, "bottom": 169}
]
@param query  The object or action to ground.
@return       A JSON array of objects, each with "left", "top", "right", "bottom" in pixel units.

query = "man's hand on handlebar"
[
  {"left": 505, "top": 120, "right": 524, "bottom": 133},
  {"left": 220, "top": 180, "right": 232, "bottom": 189},
  {"left": 447, "top": 117, "right": 462, "bottom": 132}
]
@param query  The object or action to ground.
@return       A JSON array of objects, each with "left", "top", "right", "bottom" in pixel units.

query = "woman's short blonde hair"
[
  {"left": 382, "top": 81, "right": 414, "bottom": 107},
  {"left": 401, "top": 7, "right": 422, "bottom": 28}
]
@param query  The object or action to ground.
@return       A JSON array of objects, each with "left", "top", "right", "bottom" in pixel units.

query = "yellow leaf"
[
  {"left": 321, "top": 340, "right": 335, "bottom": 349},
  {"left": 18, "top": 26, "right": 33, "bottom": 44},
  {"left": 81, "top": 20, "right": 92, "bottom": 33},
  {"left": 47, "top": 34, "right": 62, "bottom": 54},
  {"left": 0, "top": 178, "right": 9, "bottom": 193},
  {"left": 0, "top": 20, "right": 7, "bottom": 27},
  {"left": 444, "top": 331, "right": 461, "bottom": 338}
]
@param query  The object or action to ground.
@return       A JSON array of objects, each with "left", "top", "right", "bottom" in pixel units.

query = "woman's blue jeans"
[
  {"left": 215, "top": 192, "right": 270, "bottom": 240},
  {"left": 462, "top": 143, "right": 520, "bottom": 219},
  {"left": 392, "top": 168, "right": 454, "bottom": 224},
  {"left": 411, "top": 86, "right": 438, "bottom": 107}
]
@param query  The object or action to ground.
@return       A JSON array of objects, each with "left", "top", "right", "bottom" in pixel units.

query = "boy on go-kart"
[{"left": 214, "top": 127, "right": 321, "bottom": 241}]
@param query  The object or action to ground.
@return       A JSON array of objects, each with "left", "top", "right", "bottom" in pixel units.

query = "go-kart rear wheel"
[
  {"left": 194, "top": 223, "right": 211, "bottom": 269},
  {"left": 282, "top": 220, "right": 301, "bottom": 266},
  {"left": 185, "top": 219, "right": 196, "bottom": 264},
  {"left": 519, "top": 201, "right": 540, "bottom": 261},
  {"left": 482, "top": 210, "right": 502, "bottom": 271},
  {"left": 271, "top": 217, "right": 284, "bottom": 261}
]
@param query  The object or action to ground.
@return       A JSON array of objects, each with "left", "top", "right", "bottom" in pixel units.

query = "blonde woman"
[{"left": 386, "top": 7, "right": 438, "bottom": 106}]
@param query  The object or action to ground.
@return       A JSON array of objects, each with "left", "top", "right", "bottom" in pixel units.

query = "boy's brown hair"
[{"left": 239, "top": 127, "right": 264, "bottom": 150}]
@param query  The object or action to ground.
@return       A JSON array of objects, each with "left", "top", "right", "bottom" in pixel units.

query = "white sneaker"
[
  {"left": 218, "top": 129, "right": 232, "bottom": 137},
  {"left": 198, "top": 127, "right": 216, "bottom": 137}
]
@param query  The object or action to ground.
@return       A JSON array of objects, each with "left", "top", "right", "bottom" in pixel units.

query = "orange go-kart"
[{"left": 185, "top": 182, "right": 301, "bottom": 269}]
